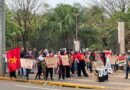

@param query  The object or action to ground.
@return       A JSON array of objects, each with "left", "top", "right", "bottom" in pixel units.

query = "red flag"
[{"left": 7, "top": 47, "right": 21, "bottom": 72}]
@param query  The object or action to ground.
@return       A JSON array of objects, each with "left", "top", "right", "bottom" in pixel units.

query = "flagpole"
[{"left": 0, "top": 0, "right": 5, "bottom": 76}]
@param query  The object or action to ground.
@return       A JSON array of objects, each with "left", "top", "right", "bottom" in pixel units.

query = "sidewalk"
[{"left": 1, "top": 71, "right": 130, "bottom": 90}]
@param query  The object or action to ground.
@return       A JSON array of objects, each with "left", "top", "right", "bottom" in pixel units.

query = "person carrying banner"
[
  {"left": 23, "top": 48, "right": 32, "bottom": 80},
  {"left": 45, "top": 51, "right": 54, "bottom": 80},
  {"left": 125, "top": 52, "right": 130, "bottom": 79},
  {"left": 66, "top": 52, "right": 71, "bottom": 78},
  {"left": 58, "top": 50, "right": 65, "bottom": 80}
]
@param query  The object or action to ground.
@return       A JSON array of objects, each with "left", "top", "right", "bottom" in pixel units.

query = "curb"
[{"left": 0, "top": 77, "right": 105, "bottom": 89}]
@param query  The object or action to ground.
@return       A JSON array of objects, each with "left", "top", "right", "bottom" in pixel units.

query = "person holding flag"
[{"left": 6, "top": 47, "right": 21, "bottom": 79}]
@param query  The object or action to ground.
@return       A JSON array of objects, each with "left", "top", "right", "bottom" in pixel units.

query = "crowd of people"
[
  {"left": 19, "top": 48, "right": 91, "bottom": 80},
  {"left": 6, "top": 47, "right": 130, "bottom": 81}
]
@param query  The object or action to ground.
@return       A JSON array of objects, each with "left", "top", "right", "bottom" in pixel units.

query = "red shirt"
[
  {"left": 71, "top": 54, "right": 76, "bottom": 62},
  {"left": 76, "top": 52, "right": 85, "bottom": 61}
]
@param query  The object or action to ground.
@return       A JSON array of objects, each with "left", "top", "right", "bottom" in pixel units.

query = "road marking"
[{"left": 15, "top": 85, "right": 60, "bottom": 90}]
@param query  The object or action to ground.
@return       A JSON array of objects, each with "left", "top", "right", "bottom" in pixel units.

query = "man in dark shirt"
[{"left": 125, "top": 52, "right": 130, "bottom": 79}]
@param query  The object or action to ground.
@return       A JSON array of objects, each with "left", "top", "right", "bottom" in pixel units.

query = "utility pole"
[
  {"left": 118, "top": 22, "right": 125, "bottom": 54},
  {"left": 75, "top": 13, "right": 79, "bottom": 40},
  {"left": 0, "top": 0, "right": 5, "bottom": 76},
  {"left": 74, "top": 13, "right": 80, "bottom": 51}
]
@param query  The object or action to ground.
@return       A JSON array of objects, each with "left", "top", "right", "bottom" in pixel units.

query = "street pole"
[
  {"left": 118, "top": 22, "right": 125, "bottom": 54},
  {"left": 75, "top": 13, "right": 79, "bottom": 40},
  {"left": 0, "top": 0, "right": 5, "bottom": 76},
  {"left": 74, "top": 13, "right": 80, "bottom": 51}
]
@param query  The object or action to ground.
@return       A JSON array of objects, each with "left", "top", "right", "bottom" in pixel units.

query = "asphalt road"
[{"left": 0, "top": 80, "right": 90, "bottom": 90}]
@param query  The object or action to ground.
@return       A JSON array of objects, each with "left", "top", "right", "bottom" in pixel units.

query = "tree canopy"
[{"left": 6, "top": 0, "right": 130, "bottom": 52}]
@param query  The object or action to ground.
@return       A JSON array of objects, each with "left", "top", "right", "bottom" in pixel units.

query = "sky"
[{"left": 44, "top": 0, "right": 88, "bottom": 7}]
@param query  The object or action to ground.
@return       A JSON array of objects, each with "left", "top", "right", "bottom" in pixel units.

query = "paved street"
[
  {"left": 0, "top": 80, "right": 89, "bottom": 90},
  {"left": 2, "top": 70, "right": 130, "bottom": 90}
]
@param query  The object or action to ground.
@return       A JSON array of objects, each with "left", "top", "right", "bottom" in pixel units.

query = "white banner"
[
  {"left": 61, "top": 55, "right": 69, "bottom": 66},
  {"left": 45, "top": 57, "right": 57, "bottom": 68},
  {"left": 20, "top": 58, "right": 33, "bottom": 69}
]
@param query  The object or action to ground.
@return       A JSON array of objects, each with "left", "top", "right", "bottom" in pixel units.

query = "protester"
[
  {"left": 10, "top": 71, "right": 17, "bottom": 79},
  {"left": 35, "top": 59, "right": 43, "bottom": 80},
  {"left": 70, "top": 51, "right": 76, "bottom": 75},
  {"left": 66, "top": 52, "right": 71, "bottom": 78},
  {"left": 76, "top": 51, "right": 88, "bottom": 77},
  {"left": 42, "top": 60, "right": 46, "bottom": 80},
  {"left": 3, "top": 52, "right": 7, "bottom": 76},
  {"left": 58, "top": 50, "right": 65, "bottom": 80},
  {"left": 101, "top": 52, "right": 107, "bottom": 66},
  {"left": 24, "top": 48, "right": 32, "bottom": 80},
  {"left": 45, "top": 51, "right": 54, "bottom": 80},
  {"left": 19, "top": 48, "right": 25, "bottom": 77},
  {"left": 89, "top": 51, "right": 95, "bottom": 73},
  {"left": 31, "top": 48, "right": 38, "bottom": 59},
  {"left": 125, "top": 52, "right": 130, "bottom": 79}
]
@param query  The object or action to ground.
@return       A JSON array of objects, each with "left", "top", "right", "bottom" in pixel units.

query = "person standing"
[
  {"left": 58, "top": 50, "right": 65, "bottom": 80},
  {"left": 101, "top": 52, "right": 106, "bottom": 66},
  {"left": 76, "top": 51, "right": 88, "bottom": 77},
  {"left": 66, "top": 52, "right": 71, "bottom": 78},
  {"left": 125, "top": 52, "right": 130, "bottom": 79},
  {"left": 89, "top": 51, "right": 95, "bottom": 73},
  {"left": 70, "top": 51, "right": 76, "bottom": 75},
  {"left": 35, "top": 59, "right": 43, "bottom": 80},
  {"left": 31, "top": 48, "right": 38, "bottom": 59},
  {"left": 24, "top": 48, "right": 32, "bottom": 80},
  {"left": 45, "top": 51, "right": 54, "bottom": 80}
]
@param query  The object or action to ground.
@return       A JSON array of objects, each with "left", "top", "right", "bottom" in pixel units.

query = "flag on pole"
[{"left": 7, "top": 47, "right": 21, "bottom": 72}]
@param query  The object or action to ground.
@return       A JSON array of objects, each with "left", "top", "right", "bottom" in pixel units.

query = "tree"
[
  {"left": 101, "top": 0, "right": 130, "bottom": 16},
  {"left": 5, "top": 6, "right": 21, "bottom": 49},
  {"left": 35, "top": 4, "right": 100, "bottom": 50},
  {"left": 7, "top": 0, "right": 45, "bottom": 50}
]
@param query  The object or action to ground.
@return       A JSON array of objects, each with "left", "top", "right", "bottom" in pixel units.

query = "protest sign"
[
  {"left": 116, "top": 55, "right": 126, "bottom": 65},
  {"left": 45, "top": 57, "right": 57, "bottom": 68},
  {"left": 61, "top": 55, "right": 69, "bottom": 66},
  {"left": 93, "top": 60, "right": 104, "bottom": 70},
  {"left": 109, "top": 56, "right": 116, "bottom": 64},
  {"left": 20, "top": 58, "right": 33, "bottom": 69}
]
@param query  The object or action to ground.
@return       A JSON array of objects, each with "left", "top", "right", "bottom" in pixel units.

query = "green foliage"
[
  {"left": 6, "top": 1, "right": 130, "bottom": 52},
  {"left": 5, "top": 7, "right": 21, "bottom": 49}
]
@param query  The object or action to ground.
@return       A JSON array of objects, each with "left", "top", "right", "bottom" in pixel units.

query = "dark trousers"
[
  {"left": 35, "top": 66, "right": 42, "bottom": 79},
  {"left": 87, "top": 63, "right": 93, "bottom": 73},
  {"left": 4, "top": 62, "right": 7, "bottom": 75},
  {"left": 66, "top": 66, "right": 70, "bottom": 78},
  {"left": 125, "top": 66, "right": 130, "bottom": 78},
  {"left": 59, "top": 65, "right": 65, "bottom": 79},
  {"left": 78, "top": 60, "right": 88, "bottom": 77},
  {"left": 71, "top": 63, "right": 74, "bottom": 74},
  {"left": 10, "top": 71, "right": 16, "bottom": 78},
  {"left": 26, "top": 69, "right": 30, "bottom": 80},
  {"left": 18, "top": 68, "right": 24, "bottom": 76},
  {"left": 46, "top": 68, "right": 53, "bottom": 80}
]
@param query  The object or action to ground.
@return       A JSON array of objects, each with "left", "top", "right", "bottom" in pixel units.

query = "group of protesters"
[
  {"left": 19, "top": 48, "right": 90, "bottom": 80},
  {"left": 17, "top": 48, "right": 112, "bottom": 80},
  {"left": 5, "top": 47, "right": 130, "bottom": 81}
]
